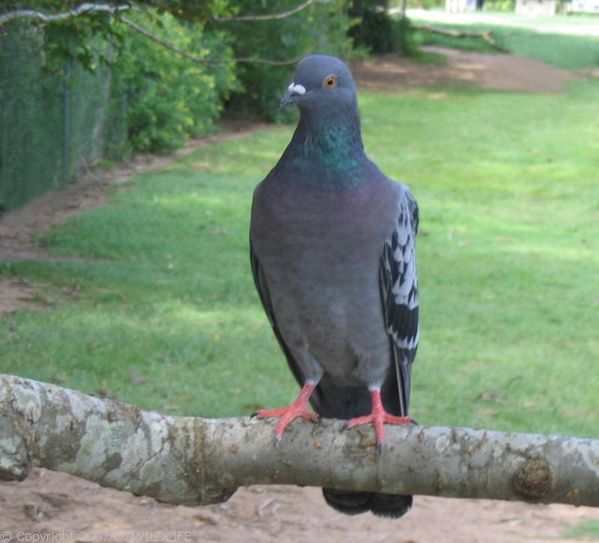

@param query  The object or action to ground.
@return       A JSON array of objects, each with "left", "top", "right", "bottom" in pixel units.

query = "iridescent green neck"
[{"left": 284, "top": 111, "right": 366, "bottom": 189}]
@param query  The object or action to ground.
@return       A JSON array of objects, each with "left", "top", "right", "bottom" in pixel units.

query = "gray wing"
[{"left": 379, "top": 187, "right": 419, "bottom": 416}]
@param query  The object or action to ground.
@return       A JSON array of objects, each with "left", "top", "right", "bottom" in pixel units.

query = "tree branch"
[
  {"left": 213, "top": 0, "right": 325, "bottom": 22},
  {"left": 0, "top": 3, "right": 132, "bottom": 26},
  {"left": 120, "top": 16, "right": 302, "bottom": 66},
  {"left": 119, "top": 16, "right": 218, "bottom": 64},
  {"left": 1, "top": 374, "right": 597, "bottom": 507},
  {"left": 0, "top": 4, "right": 304, "bottom": 66}
]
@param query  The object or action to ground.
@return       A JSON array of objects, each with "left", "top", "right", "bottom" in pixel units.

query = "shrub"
[
  {"left": 348, "top": 0, "right": 417, "bottom": 56},
  {"left": 111, "top": 12, "right": 237, "bottom": 153}
]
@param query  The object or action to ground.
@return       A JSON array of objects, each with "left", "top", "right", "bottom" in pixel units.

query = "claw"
[
  {"left": 256, "top": 383, "right": 317, "bottom": 445},
  {"left": 344, "top": 389, "right": 413, "bottom": 447}
]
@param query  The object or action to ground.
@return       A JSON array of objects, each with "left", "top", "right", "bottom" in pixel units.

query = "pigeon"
[{"left": 249, "top": 55, "right": 419, "bottom": 518}]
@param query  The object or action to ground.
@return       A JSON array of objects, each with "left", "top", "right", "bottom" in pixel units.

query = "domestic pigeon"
[{"left": 249, "top": 55, "right": 419, "bottom": 518}]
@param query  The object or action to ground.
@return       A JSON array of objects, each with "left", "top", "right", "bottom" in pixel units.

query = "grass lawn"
[
  {"left": 565, "top": 519, "right": 599, "bottom": 540},
  {"left": 1, "top": 75, "right": 598, "bottom": 439},
  {"left": 409, "top": 18, "right": 599, "bottom": 69}
]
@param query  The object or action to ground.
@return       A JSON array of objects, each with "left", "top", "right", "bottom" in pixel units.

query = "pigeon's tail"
[
  {"left": 322, "top": 488, "right": 412, "bottom": 518},
  {"left": 314, "top": 380, "right": 413, "bottom": 518}
]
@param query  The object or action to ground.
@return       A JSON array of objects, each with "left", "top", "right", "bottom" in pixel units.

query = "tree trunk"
[
  {"left": 1, "top": 374, "right": 597, "bottom": 507},
  {"left": 400, "top": 0, "right": 408, "bottom": 19}
]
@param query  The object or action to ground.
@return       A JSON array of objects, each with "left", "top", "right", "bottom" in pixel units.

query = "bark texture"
[{"left": 1, "top": 374, "right": 598, "bottom": 507}]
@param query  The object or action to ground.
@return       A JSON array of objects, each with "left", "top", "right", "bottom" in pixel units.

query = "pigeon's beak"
[{"left": 279, "top": 82, "right": 306, "bottom": 108}]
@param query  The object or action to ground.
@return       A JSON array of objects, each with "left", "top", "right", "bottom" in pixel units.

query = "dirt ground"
[
  {"left": 351, "top": 47, "right": 583, "bottom": 93},
  {"left": 1, "top": 49, "right": 598, "bottom": 541},
  {"left": 1, "top": 470, "right": 599, "bottom": 543}
]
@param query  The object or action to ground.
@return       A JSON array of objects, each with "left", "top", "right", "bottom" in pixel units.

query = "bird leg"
[
  {"left": 343, "top": 389, "right": 412, "bottom": 448},
  {"left": 255, "top": 383, "right": 319, "bottom": 446}
]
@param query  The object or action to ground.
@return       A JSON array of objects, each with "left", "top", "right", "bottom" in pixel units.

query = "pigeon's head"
[{"left": 280, "top": 55, "right": 357, "bottom": 116}]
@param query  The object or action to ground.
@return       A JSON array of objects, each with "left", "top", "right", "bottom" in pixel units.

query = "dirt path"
[
  {"left": 0, "top": 120, "right": 270, "bottom": 313},
  {"left": 350, "top": 46, "right": 582, "bottom": 93},
  {"left": 1, "top": 50, "right": 598, "bottom": 541},
  {"left": 1, "top": 469, "right": 598, "bottom": 543}
]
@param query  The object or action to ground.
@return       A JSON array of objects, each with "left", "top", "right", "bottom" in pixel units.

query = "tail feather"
[
  {"left": 323, "top": 488, "right": 412, "bottom": 518},
  {"left": 315, "top": 378, "right": 414, "bottom": 518},
  {"left": 322, "top": 489, "right": 371, "bottom": 515}
]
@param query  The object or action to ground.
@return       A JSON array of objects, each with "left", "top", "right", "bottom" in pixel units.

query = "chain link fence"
[{"left": 0, "top": 21, "right": 127, "bottom": 212}]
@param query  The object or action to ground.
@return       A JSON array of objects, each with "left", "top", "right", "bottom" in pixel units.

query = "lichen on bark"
[{"left": 1, "top": 374, "right": 598, "bottom": 508}]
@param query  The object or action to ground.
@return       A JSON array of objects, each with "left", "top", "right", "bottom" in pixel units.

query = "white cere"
[{"left": 288, "top": 83, "right": 306, "bottom": 95}]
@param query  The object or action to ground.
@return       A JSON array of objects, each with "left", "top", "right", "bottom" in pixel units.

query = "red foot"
[
  {"left": 344, "top": 389, "right": 413, "bottom": 447},
  {"left": 256, "top": 384, "right": 318, "bottom": 445}
]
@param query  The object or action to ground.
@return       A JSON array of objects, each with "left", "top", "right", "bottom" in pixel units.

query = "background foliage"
[
  {"left": 350, "top": 0, "right": 400, "bottom": 53},
  {"left": 110, "top": 13, "right": 236, "bottom": 153},
  {"left": 0, "top": 1, "right": 355, "bottom": 211},
  {"left": 0, "top": 0, "right": 422, "bottom": 164},
  {"left": 223, "top": 0, "right": 353, "bottom": 121}
]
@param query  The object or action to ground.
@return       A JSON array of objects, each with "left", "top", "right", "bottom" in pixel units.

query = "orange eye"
[{"left": 323, "top": 74, "right": 337, "bottom": 89}]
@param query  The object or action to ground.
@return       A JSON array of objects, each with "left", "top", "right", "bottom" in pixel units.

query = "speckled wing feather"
[{"left": 379, "top": 188, "right": 419, "bottom": 417}]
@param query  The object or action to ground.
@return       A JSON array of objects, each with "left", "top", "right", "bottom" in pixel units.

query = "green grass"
[
  {"left": 1, "top": 78, "right": 598, "bottom": 439},
  {"left": 565, "top": 520, "right": 599, "bottom": 540},
  {"left": 491, "top": 26, "right": 599, "bottom": 68},
  {"left": 408, "top": 49, "right": 450, "bottom": 66},
  {"left": 411, "top": 27, "right": 500, "bottom": 54},
  {"left": 410, "top": 21, "right": 599, "bottom": 69},
  {"left": 411, "top": 11, "right": 599, "bottom": 30}
]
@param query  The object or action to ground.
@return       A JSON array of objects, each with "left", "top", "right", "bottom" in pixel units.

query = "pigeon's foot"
[
  {"left": 343, "top": 389, "right": 412, "bottom": 447},
  {"left": 255, "top": 383, "right": 318, "bottom": 445}
]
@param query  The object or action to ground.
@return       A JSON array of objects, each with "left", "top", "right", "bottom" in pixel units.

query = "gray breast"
[{"left": 251, "top": 176, "right": 400, "bottom": 386}]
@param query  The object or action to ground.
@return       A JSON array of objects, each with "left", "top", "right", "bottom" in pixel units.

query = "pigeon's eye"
[{"left": 323, "top": 74, "right": 338, "bottom": 89}]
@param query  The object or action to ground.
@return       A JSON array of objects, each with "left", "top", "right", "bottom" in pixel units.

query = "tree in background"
[
  {"left": 0, "top": 1, "right": 358, "bottom": 210},
  {"left": 1, "top": 1, "right": 355, "bottom": 140},
  {"left": 348, "top": 0, "right": 414, "bottom": 55},
  {"left": 110, "top": 12, "right": 237, "bottom": 152},
  {"left": 217, "top": 0, "right": 352, "bottom": 121}
]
